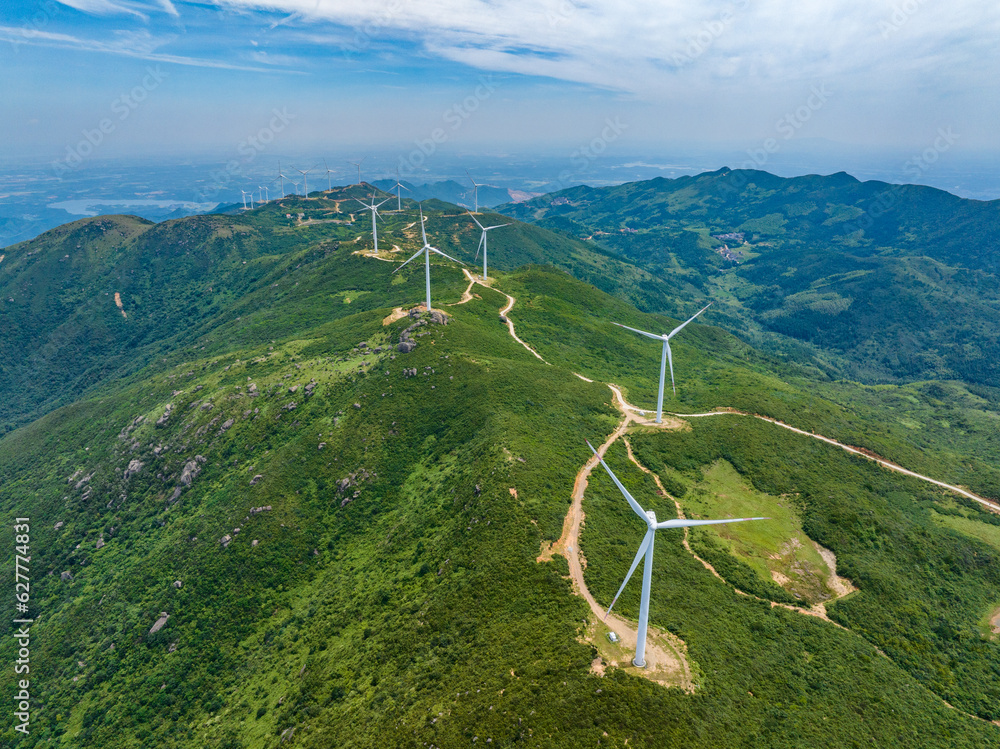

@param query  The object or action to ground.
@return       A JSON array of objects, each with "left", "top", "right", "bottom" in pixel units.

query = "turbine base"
[{"left": 632, "top": 657, "right": 647, "bottom": 669}]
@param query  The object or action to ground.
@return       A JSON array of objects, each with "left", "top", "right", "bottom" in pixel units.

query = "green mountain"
[
  {"left": 2, "top": 190, "right": 1000, "bottom": 747},
  {"left": 498, "top": 169, "right": 1000, "bottom": 388}
]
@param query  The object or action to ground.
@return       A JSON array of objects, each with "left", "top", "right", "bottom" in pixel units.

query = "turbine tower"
[
  {"left": 467, "top": 211, "right": 509, "bottom": 281},
  {"left": 612, "top": 303, "right": 711, "bottom": 423},
  {"left": 240, "top": 190, "right": 250, "bottom": 210},
  {"left": 393, "top": 204, "right": 464, "bottom": 312},
  {"left": 355, "top": 193, "right": 391, "bottom": 252},
  {"left": 466, "top": 170, "right": 482, "bottom": 212},
  {"left": 349, "top": 157, "right": 366, "bottom": 185},
  {"left": 277, "top": 161, "right": 287, "bottom": 198},
  {"left": 587, "top": 441, "right": 766, "bottom": 669},
  {"left": 392, "top": 168, "right": 410, "bottom": 211}
]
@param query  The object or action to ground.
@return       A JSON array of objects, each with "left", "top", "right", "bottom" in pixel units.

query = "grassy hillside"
[
  {"left": 497, "top": 169, "right": 1000, "bottom": 388},
  {"left": 2, "top": 199, "right": 999, "bottom": 747}
]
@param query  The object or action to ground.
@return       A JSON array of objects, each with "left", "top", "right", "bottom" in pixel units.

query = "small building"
[{"left": 607, "top": 631, "right": 620, "bottom": 644}]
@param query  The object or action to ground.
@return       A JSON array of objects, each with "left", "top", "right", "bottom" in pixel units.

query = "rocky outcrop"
[
  {"left": 123, "top": 459, "right": 144, "bottom": 481},
  {"left": 250, "top": 474, "right": 264, "bottom": 486},
  {"left": 149, "top": 612, "right": 169, "bottom": 634},
  {"left": 60, "top": 571, "right": 73, "bottom": 582},
  {"left": 179, "top": 456, "right": 206, "bottom": 486},
  {"left": 156, "top": 404, "right": 173, "bottom": 427}
]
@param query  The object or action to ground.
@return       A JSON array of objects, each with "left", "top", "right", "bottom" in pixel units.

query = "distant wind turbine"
[
  {"left": 393, "top": 204, "right": 464, "bottom": 311},
  {"left": 355, "top": 193, "right": 391, "bottom": 252},
  {"left": 392, "top": 168, "right": 410, "bottom": 211},
  {"left": 240, "top": 190, "right": 251, "bottom": 210},
  {"left": 277, "top": 161, "right": 287, "bottom": 198},
  {"left": 612, "top": 303, "right": 711, "bottom": 423},
  {"left": 349, "top": 157, "right": 366, "bottom": 185},
  {"left": 295, "top": 165, "right": 314, "bottom": 197},
  {"left": 467, "top": 211, "right": 509, "bottom": 281},
  {"left": 587, "top": 440, "right": 766, "bottom": 669},
  {"left": 466, "top": 170, "right": 482, "bottom": 212},
  {"left": 323, "top": 159, "right": 335, "bottom": 191}
]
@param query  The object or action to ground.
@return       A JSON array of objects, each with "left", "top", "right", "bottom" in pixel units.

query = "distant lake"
[{"left": 49, "top": 199, "right": 219, "bottom": 216}]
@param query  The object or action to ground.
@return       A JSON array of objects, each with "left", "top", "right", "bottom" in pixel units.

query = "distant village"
[{"left": 712, "top": 231, "right": 749, "bottom": 263}]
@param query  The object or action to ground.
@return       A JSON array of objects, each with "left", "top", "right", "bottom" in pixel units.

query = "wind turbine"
[
  {"left": 355, "top": 193, "right": 391, "bottom": 252},
  {"left": 323, "top": 159, "right": 335, "bottom": 191},
  {"left": 392, "top": 168, "right": 410, "bottom": 211},
  {"left": 612, "top": 303, "right": 712, "bottom": 423},
  {"left": 258, "top": 184, "right": 269, "bottom": 203},
  {"left": 349, "top": 157, "right": 365, "bottom": 185},
  {"left": 276, "top": 159, "right": 288, "bottom": 197},
  {"left": 466, "top": 170, "right": 482, "bottom": 212},
  {"left": 241, "top": 189, "right": 254, "bottom": 209},
  {"left": 587, "top": 440, "right": 766, "bottom": 669},
  {"left": 295, "top": 165, "right": 314, "bottom": 197},
  {"left": 467, "top": 211, "right": 509, "bottom": 281},
  {"left": 393, "top": 204, "right": 464, "bottom": 312}
]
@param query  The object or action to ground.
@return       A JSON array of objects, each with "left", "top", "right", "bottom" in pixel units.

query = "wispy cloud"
[
  {"left": 0, "top": 25, "right": 293, "bottom": 72},
  {"left": 202, "top": 0, "right": 1000, "bottom": 96}
]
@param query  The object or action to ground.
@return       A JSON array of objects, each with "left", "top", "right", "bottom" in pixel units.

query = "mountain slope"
[
  {"left": 498, "top": 169, "right": 1000, "bottom": 387},
  {"left": 1, "top": 204, "right": 1000, "bottom": 747}
]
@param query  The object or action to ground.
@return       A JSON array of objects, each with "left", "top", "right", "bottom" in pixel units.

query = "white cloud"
[
  {"left": 0, "top": 24, "right": 287, "bottom": 71},
  {"left": 205, "top": 0, "right": 1000, "bottom": 97},
  {"left": 55, "top": 0, "right": 176, "bottom": 19}
]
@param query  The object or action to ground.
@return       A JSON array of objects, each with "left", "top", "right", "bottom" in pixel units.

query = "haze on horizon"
[{"left": 2, "top": 0, "right": 999, "bottom": 185}]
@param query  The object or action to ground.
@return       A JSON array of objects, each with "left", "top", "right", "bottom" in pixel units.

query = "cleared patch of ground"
[{"left": 681, "top": 459, "right": 843, "bottom": 605}]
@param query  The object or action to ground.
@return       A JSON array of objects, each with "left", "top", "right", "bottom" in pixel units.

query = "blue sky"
[{"left": 2, "top": 1, "right": 999, "bottom": 171}]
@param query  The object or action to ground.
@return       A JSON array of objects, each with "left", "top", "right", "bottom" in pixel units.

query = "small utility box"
[{"left": 607, "top": 632, "right": 620, "bottom": 644}]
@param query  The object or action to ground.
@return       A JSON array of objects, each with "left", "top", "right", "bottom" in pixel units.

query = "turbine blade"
[
  {"left": 393, "top": 247, "right": 425, "bottom": 273},
  {"left": 467, "top": 211, "right": 485, "bottom": 230},
  {"left": 612, "top": 322, "right": 665, "bottom": 341},
  {"left": 419, "top": 204, "right": 428, "bottom": 246},
  {"left": 485, "top": 223, "right": 511, "bottom": 230},
  {"left": 605, "top": 529, "right": 653, "bottom": 619},
  {"left": 656, "top": 516, "right": 768, "bottom": 530},
  {"left": 428, "top": 246, "right": 464, "bottom": 265},
  {"left": 667, "top": 303, "right": 712, "bottom": 340},
  {"left": 474, "top": 233, "right": 485, "bottom": 261},
  {"left": 666, "top": 340, "right": 676, "bottom": 395},
  {"left": 375, "top": 197, "right": 391, "bottom": 209},
  {"left": 585, "top": 440, "right": 648, "bottom": 523}
]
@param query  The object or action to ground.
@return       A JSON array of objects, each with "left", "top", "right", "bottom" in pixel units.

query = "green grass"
[{"left": 682, "top": 459, "right": 836, "bottom": 605}]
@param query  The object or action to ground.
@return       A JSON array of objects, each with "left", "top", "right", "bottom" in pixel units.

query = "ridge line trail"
[
  {"left": 464, "top": 270, "right": 550, "bottom": 364},
  {"left": 668, "top": 409, "right": 1000, "bottom": 513}
]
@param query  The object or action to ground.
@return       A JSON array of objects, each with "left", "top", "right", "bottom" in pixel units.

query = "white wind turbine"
[
  {"left": 349, "top": 157, "right": 365, "bottom": 185},
  {"left": 355, "top": 193, "right": 391, "bottom": 252},
  {"left": 394, "top": 204, "right": 464, "bottom": 312},
  {"left": 587, "top": 440, "right": 766, "bottom": 669},
  {"left": 277, "top": 161, "right": 287, "bottom": 198},
  {"left": 295, "top": 165, "right": 314, "bottom": 197},
  {"left": 466, "top": 170, "right": 482, "bottom": 212},
  {"left": 240, "top": 190, "right": 250, "bottom": 210},
  {"left": 323, "top": 159, "right": 335, "bottom": 191},
  {"left": 392, "top": 168, "right": 410, "bottom": 211},
  {"left": 613, "top": 303, "right": 711, "bottom": 423},
  {"left": 467, "top": 211, "right": 509, "bottom": 281}
]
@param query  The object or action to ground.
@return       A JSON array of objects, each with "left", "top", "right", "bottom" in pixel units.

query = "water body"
[{"left": 48, "top": 199, "right": 219, "bottom": 217}]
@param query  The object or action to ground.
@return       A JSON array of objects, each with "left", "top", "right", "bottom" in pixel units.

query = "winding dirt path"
[
  {"left": 666, "top": 409, "right": 1000, "bottom": 514},
  {"left": 537, "top": 408, "right": 694, "bottom": 688}
]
